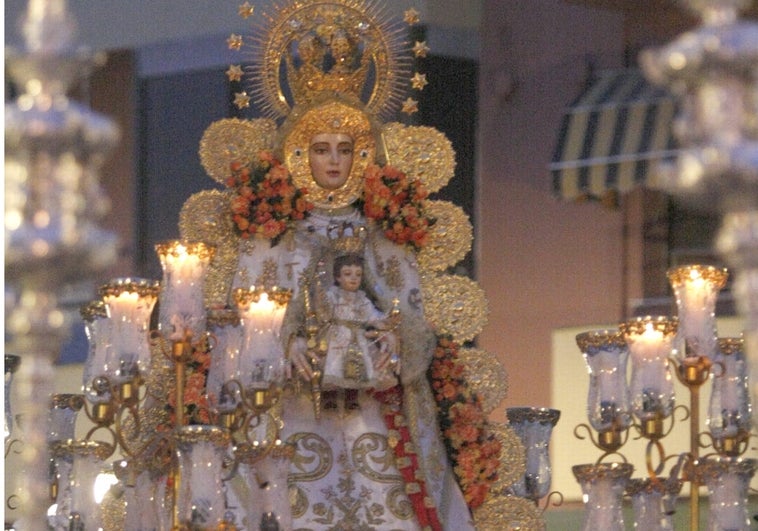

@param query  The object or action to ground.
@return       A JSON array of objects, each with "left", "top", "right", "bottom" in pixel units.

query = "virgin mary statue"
[{"left": 179, "top": 0, "right": 521, "bottom": 529}]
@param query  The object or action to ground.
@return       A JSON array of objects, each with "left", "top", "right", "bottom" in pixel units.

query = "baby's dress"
[{"left": 322, "top": 285, "right": 385, "bottom": 389}]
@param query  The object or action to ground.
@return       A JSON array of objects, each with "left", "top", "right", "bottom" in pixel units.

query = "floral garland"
[
  {"left": 372, "top": 386, "right": 443, "bottom": 531},
  {"left": 162, "top": 339, "right": 212, "bottom": 428},
  {"left": 226, "top": 151, "right": 313, "bottom": 240},
  {"left": 362, "top": 164, "right": 433, "bottom": 251},
  {"left": 429, "top": 336, "right": 502, "bottom": 509}
]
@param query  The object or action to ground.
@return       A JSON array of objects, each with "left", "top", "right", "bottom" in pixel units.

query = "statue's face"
[
  {"left": 309, "top": 133, "right": 354, "bottom": 190},
  {"left": 335, "top": 264, "right": 363, "bottom": 292}
]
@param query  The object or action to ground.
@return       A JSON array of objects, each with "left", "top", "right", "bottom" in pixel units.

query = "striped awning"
[{"left": 549, "top": 68, "right": 678, "bottom": 204}]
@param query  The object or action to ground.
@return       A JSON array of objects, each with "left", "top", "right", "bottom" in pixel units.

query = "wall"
[{"left": 478, "top": 1, "right": 632, "bottom": 420}]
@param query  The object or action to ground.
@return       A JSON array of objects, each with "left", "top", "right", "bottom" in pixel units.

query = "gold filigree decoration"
[
  {"left": 287, "top": 432, "right": 334, "bottom": 483},
  {"left": 179, "top": 190, "right": 240, "bottom": 308},
  {"left": 458, "top": 348, "right": 508, "bottom": 414},
  {"left": 255, "top": 258, "right": 280, "bottom": 289},
  {"left": 417, "top": 200, "right": 472, "bottom": 274},
  {"left": 473, "top": 494, "right": 545, "bottom": 531},
  {"left": 382, "top": 122, "right": 456, "bottom": 193},
  {"left": 487, "top": 422, "right": 526, "bottom": 492},
  {"left": 353, "top": 432, "right": 403, "bottom": 484},
  {"left": 420, "top": 273, "right": 488, "bottom": 342},
  {"left": 244, "top": 0, "right": 412, "bottom": 120},
  {"left": 387, "top": 484, "right": 414, "bottom": 520},
  {"left": 289, "top": 484, "right": 309, "bottom": 519},
  {"left": 100, "top": 488, "right": 125, "bottom": 531},
  {"left": 374, "top": 254, "right": 404, "bottom": 291},
  {"left": 198, "top": 118, "right": 277, "bottom": 184}
]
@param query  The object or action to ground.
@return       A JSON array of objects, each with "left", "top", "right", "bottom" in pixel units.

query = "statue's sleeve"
[{"left": 363, "top": 227, "right": 436, "bottom": 385}]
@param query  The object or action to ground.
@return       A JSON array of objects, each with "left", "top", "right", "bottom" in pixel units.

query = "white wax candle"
[
  {"left": 682, "top": 273, "right": 709, "bottom": 352},
  {"left": 159, "top": 243, "right": 208, "bottom": 339},
  {"left": 632, "top": 323, "right": 665, "bottom": 361}
]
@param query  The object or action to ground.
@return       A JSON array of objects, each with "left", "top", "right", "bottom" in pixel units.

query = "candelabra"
[
  {"left": 4, "top": 239, "right": 297, "bottom": 530},
  {"left": 638, "top": 0, "right": 758, "bottom": 467},
  {"left": 573, "top": 264, "right": 756, "bottom": 530}
]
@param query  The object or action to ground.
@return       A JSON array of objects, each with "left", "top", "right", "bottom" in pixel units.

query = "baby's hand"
[{"left": 288, "top": 337, "right": 313, "bottom": 381}]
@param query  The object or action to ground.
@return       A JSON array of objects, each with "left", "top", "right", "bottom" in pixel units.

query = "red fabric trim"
[{"left": 373, "top": 386, "right": 443, "bottom": 531}]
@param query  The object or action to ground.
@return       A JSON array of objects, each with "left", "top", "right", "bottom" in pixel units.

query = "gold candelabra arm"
[
  {"left": 573, "top": 422, "right": 630, "bottom": 463},
  {"left": 673, "top": 355, "right": 712, "bottom": 388},
  {"left": 538, "top": 491, "right": 564, "bottom": 515}
]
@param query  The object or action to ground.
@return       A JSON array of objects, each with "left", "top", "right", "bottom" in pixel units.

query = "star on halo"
[
  {"left": 227, "top": 33, "right": 243, "bottom": 51},
  {"left": 234, "top": 91, "right": 251, "bottom": 109},
  {"left": 404, "top": 8, "right": 420, "bottom": 25},
  {"left": 226, "top": 65, "right": 244, "bottom": 82},
  {"left": 412, "top": 41, "right": 430, "bottom": 58},
  {"left": 238, "top": 2, "right": 254, "bottom": 19},
  {"left": 411, "top": 72, "right": 428, "bottom": 91},
  {"left": 401, "top": 97, "right": 418, "bottom": 115}
]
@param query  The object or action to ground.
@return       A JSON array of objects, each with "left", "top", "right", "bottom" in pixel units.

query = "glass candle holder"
[
  {"left": 206, "top": 308, "right": 243, "bottom": 414},
  {"left": 98, "top": 278, "right": 160, "bottom": 384},
  {"left": 48, "top": 394, "right": 84, "bottom": 442},
  {"left": 506, "top": 407, "right": 560, "bottom": 501},
  {"left": 620, "top": 316, "right": 678, "bottom": 429},
  {"left": 697, "top": 457, "right": 757, "bottom": 531},
  {"left": 155, "top": 240, "right": 215, "bottom": 341},
  {"left": 576, "top": 330, "right": 632, "bottom": 434},
  {"left": 175, "top": 425, "right": 231, "bottom": 530},
  {"left": 626, "top": 477, "right": 681, "bottom": 531},
  {"left": 254, "top": 441, "right": 296, "bottom": 531},
  {"left": 5, "top": 354, "right": 20, "bottom": 439},
  {"left": 62, "top": 441, "right": 111, "bottom": 531},
  {"left": 573, "top": 462, "right": 634, "bottom": 531},
  {"left": 235, "top": 287, "right": 292, "bottom": 390},
  {"left": 708, "top": 337, "right": 751, "bottom": 454},
  {"left": 80, "top": 300, "right": 112, "bottom": 404},
  {"left": 667, "top": 265, "right": 728, "bottom": 361}
]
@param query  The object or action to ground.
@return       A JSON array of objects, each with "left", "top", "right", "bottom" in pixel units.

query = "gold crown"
[
  {"left": 328, "top": 222, "right": 367, "bottom": 254},
  {"left": 231, "top": 0, "right": 423, "bottom": 120}
]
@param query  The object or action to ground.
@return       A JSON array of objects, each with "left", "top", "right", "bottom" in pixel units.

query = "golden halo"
[
  {"left": 199, "top": 118, "right": 277, "bottom": 184},
  {"left": 245, "top": 0, "right": 411, "bottom": 120},
  {"left": 487, "top": 422, "right": 526, "bottom": 493},
  {"left": 283, "top": 98, "right": 376, "bottom": 209},
  {"left": 382, "top": 122, "right": 456, "bottom": 193},
  {"left": 474, "top": 493, "right": 544, "bottom": 531},
  {"left": 458, "top": 347, "right": 508, "bottom": 414},
  {"left": 417, "top": 200, "right": 473, "bottom": 273},
  {"left": 420, "top": 273, "right": 489, "bottom": 342},
  {"left": 179, "top": 190, "right": 239, "bottom": 308}
]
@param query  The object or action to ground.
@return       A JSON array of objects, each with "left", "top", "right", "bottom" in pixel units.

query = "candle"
[
  {"left": 621, "top": 317, "right": 677, "bottom": 421},
  {"left": 234, "top": 287, "right": 291, "bottom": 388},
  {"left": 155, "top": 241, "right": 214, "bottom": 340},
  {"left": 100, "top": 278, "right": 159, "bottom": 381},
  {"left": 668, "top": 265, "right": 727, "bottom": 360}
]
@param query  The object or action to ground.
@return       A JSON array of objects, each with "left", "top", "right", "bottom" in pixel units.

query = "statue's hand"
[
  {"left": 288, "top": 337, "right": 314, "bottom": 381},
  {"left": 374, "top": 332, "right": 400, "bottom": 374}
]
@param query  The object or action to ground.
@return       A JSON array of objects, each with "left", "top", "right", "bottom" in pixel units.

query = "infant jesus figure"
[{"left": 321, "top": 252, "right": 400, "bottom": 410}]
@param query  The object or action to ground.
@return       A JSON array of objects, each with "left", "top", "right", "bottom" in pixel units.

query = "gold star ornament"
[
  {"left": 233, "top": 91, "right": 251, "bottom": 109},
  {"left": 238, "top": 2, "right": 254, "bottom": 19},
  {"left": 411, "top": 72, "right": 428, "bottom": 91},
  {"left": 226, "top": 65, "right": 243, "bottom": 82},
  {"left": 404, "top": 8, "right": 420, "bottom": 25},
  {"left": 401, "top": 97, "right": 418, "bottom": 115},
  {"left": 227, "top": 33, "right": 243, "bottom": 51},
  {"left": 412, "top": 41, "right": 430, "bottom": 58}
]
